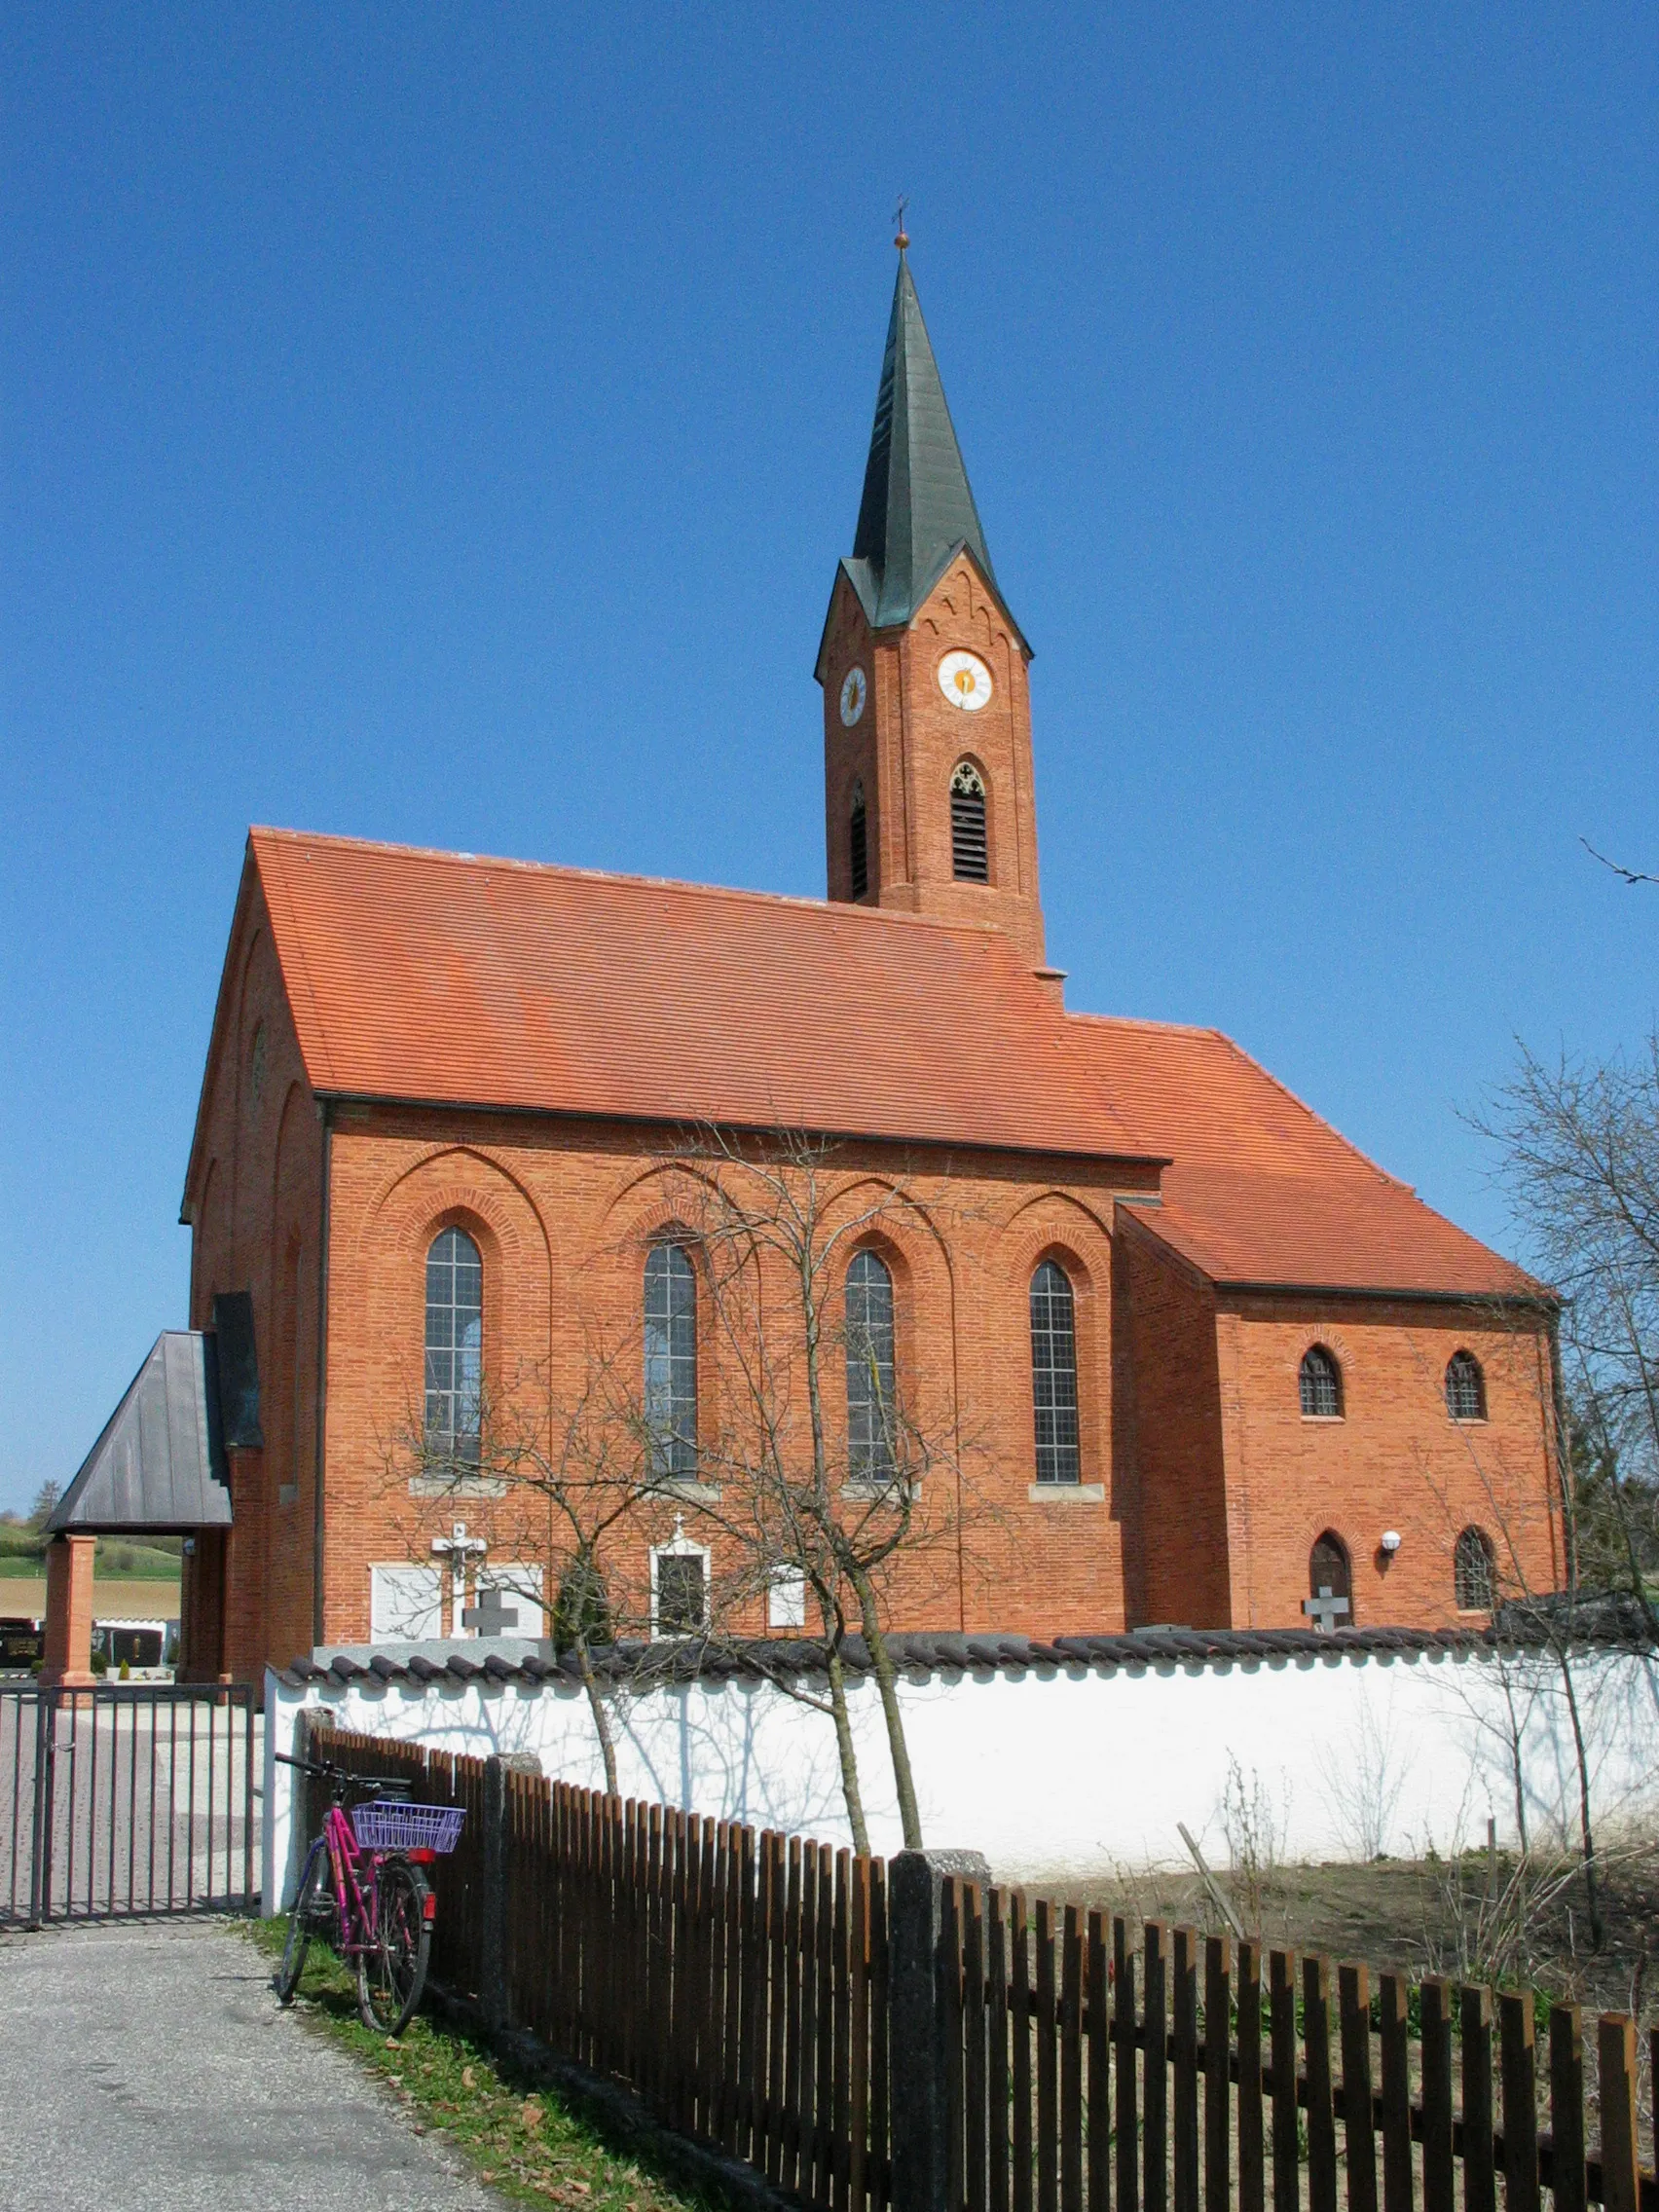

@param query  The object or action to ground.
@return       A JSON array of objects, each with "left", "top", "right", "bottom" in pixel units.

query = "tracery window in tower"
[
  {"left": 1445, "top": 1350, "right": 1487, "bottom": 1421},
  {"left": 1299, "top": 1345, "right": 1343, "bottom": 1419},
  {"left": 1455, "top": 1525, "right": 1496, "bottom": 1611},
  {"left": 645, "top": 1242, "right": 698, "bottom": 1478},
  {"left": 1030, "top": 1260, "right": 1081, "bottom": 1484},
  {"left": 424, "top": 1228, "right": 483, "bottom": 1464},
  {"left": 950, "top": 761, "right": 989, "bottom": 882},
  {"left": 850, "top": 779, "right": 869, "bottom": 902},
  {"left": 846, "top": 1248, "right": 897, "bottom": 1480}
]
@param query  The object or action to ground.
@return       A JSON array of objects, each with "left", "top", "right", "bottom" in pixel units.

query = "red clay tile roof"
[
  {"left": 1065, "top": 1014, "right": 1538, "bottom": 1299},
  {"left": 248, "top": 830, "right": 1156, "bottom": 1161}
]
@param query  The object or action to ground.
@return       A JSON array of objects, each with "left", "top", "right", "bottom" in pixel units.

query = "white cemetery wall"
[{"left": 264, "top": 1642, "right": 1659, "bottom": 1912}]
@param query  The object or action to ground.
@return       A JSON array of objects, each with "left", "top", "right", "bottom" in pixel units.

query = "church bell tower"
[{"left": 815, "top": 239, "right": 1049, "bottom": 973}]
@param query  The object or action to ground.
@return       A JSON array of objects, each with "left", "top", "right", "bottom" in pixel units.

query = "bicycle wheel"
[
  {"left": 357, "top": 1858, "right": 431, "bottom": 2035},
  {"left": 275, "top": 1839, "right": 329, "bottom": 2004}
]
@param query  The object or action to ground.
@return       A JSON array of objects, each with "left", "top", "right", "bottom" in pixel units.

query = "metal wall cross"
[
  {"left": 461, "top": 1583, "right": 519, "bottom": 1637},
  {"left": 1303, "top": 1583, "right": 1350, "bottom": 1632}
]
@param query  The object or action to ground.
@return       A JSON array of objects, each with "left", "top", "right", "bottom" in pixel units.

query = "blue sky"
[{"left": 3, "top": 5, "right": 1654, "bottom": 1514}]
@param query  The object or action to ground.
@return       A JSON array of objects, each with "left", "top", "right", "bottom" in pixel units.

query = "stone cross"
[
  {"left": 431, "top": 1521, "right": 488, "bottom": 1637},
  {"left": 462, "top": 1583, "right": 520, "bottom": 1637},
  {"left": 1303, "top": 1583, "right": 1350, "bottom": 1632}
]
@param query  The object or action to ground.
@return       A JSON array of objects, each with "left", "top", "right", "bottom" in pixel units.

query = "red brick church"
[{"left": 52, "top": 246, "right": 1561, "bottom": 1678}]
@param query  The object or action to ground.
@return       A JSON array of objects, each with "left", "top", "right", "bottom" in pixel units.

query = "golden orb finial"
[{"left": 893, "top": 194, "right": 909, "bottom": 250}]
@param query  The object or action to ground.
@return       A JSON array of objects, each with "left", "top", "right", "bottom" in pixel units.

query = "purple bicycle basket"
[{"left": 349, "top": 1801, "right": 466, "bottom": 1855}]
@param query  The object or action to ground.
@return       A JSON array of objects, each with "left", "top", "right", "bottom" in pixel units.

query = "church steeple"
[
  {"left": 816, "top": 245, "right": 1048, "bottom": 973},
  {"left": 848, "top": 251, "right": 1003, "bottom": 632}
]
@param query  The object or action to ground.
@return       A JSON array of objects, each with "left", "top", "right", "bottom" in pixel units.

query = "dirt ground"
[{"left": 1031, "top": 1841, "right": 1659, "bottom": 2020}]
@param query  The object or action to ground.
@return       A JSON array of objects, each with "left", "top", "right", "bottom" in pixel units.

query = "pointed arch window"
[
  {"left": 846, "top": 1248, "right": 897, "bottom": 1480},
  {"left": 1030, "top": 1260, "right": 1081, "bottom": 1484},
  {"left": 950, "top": 761, "right": 989, "bottom": 882},
  {"left": 1455, "top": 1526, "right": 1496, "bottom": 1611},
  {"left": 1446, "top": 1350, "right": 1487, "bottom": 1421},
  {"left": 425, "top": 1228, "right": 483, "bottom": 1464},
  {"left": 1299, "top": 1345, "right": 1343, "bottom": 1419},
  {"left": 645, "top": 1243, "right": 698, "bottom": 1478},
  {"left": 1307, "top": 1531, "right": 1352, "bottom": 1631}
]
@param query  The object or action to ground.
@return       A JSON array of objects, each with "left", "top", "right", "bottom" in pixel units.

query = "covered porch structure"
[{"left": 46, "top": 1295, "right": 261, "bottom": 1683}]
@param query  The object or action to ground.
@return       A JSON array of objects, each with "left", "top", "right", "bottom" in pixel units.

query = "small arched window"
[
  {"left": 1446, "top": 1350, "right": 1486, "bottom": 1421},
  {"left": 849, "top": 780, "right": 869, "bottom": 902},
  {"left": 1307, "top": 1531, "right": 1352, "bottom": 1630},
  {"left": 1455, "top": 1526, "right": 1496, "bottom": 1611},
  {"left": 645, "top": 1243, "right": 698, "bottom": 1478},
  {"left": 950, "top": 761, "right": 989, "bottom": 882},
  {"left": 846, "top": 1248, "right": 897, "bottom": 1480},
  {"left": 425, "top": 1228, "right": 483, "bottom": 1463},
  {"left": 1299, "top": 1345, "right": 1343, "bottom": 1419},
  {"left": 1030, "top": 1260, "right": 1081, "bottom": 1485}
]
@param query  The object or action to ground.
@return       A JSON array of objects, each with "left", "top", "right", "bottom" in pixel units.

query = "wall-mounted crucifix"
[
  {"left": 431, "top": 1521, "right": 488, "bottom": 1637},
  {"left": 1302, "top": 1584, "right": 1350, "bottom": 1633}
]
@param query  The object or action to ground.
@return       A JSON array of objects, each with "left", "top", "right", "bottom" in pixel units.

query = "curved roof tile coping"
[{"left": 281, "top": 1620, "right": 1652, "bottom": 1691}]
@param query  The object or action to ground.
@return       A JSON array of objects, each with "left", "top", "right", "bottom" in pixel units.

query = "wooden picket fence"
[
  {"left": 303, "top": 1729, "right": 1655, "bottom": 2212},
  {"left": 938, "top": 1888, "right": 1657, "bottom": 2212}
]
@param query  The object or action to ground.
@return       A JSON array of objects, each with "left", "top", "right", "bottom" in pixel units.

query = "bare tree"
[
  {"left": 381, "top": 1347, "right": 668, "bottom": 1795},
  {"left": 648, "top": 1127, "right": 1001, "bottom": 1852},
  {"left": 1463, "top": 1034, "right": 1659, "bottom": 1945},
  {"left": 1476, "top": 1037, "right": 1659, "bottom": 1634}
]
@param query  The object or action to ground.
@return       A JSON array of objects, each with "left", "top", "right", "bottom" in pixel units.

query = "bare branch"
[{"left": 1580, "top": 837, "right": 1659, "bottom": 889}]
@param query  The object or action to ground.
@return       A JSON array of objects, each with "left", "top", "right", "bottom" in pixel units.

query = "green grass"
[
  {"left": 243, "top": 1919, "right": 719, "bottom": 2212},
  {"left": 0, "top": 1543, "right": 182, "bottom": 1580}
]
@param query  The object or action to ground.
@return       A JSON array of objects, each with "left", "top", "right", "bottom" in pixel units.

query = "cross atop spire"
[{"left": 846, "top": 251, "right": 1001, "bottom": 634}]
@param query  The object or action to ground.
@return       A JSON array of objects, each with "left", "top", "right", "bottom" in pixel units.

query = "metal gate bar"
[{"left": 0, "top": 1683, "right": 261, "bottom": 1924}]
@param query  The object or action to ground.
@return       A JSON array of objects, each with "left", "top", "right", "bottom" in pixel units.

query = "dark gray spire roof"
[{"left": 846, "top": 252, "right": 1003, "bottom": 632}]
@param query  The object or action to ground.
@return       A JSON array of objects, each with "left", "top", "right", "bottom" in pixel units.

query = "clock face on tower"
[
  {"left": 839, "top": 666, "right": 867, "bottom": 726},
  {"left": 938, "top": 649, "right": 993, "bottom": 712}
]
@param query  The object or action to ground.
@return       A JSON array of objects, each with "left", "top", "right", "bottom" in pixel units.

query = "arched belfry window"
[
  {"left": 950, "top": 762, "right": 989, "bottom": 882},
  {"left": 846, "top": 1248, "right": 897, "bottom": 1480},
  {"left": 1455, "top": 1526, "right": 1496, "bottom": 1611},
  {"left": 645, "top": 1243, "right": 698, "bottom": 1478},
  {"left": 1307, "top": 1531, "right": 1352, "bottom": 1631},
  {"left": 1446, "top": 1350, "right": 1486, "bottom": 1421},
  {"left": 425, "top": 1228, "right": 483, "bottom": 1464},
  {"left": 1299, "top": 1345, "right": 1343, "bottom": 1419},
  {"left": 849, "top": 779, "right": 868, "bottom": 902},
  {"left": 1030, "top": 1260, "right": 1081, "bottom": 1484}
]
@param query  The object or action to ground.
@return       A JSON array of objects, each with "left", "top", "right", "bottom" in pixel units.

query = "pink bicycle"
[{"left": 274, "top": 1751, "right": 465, "bottom": 2034}]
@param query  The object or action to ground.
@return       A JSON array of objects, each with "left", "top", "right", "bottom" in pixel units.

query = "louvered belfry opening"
[
  {"left": 849, "top": 780, "right": 868, "bottom": 901},
  {"left": 950, "top": 761, "right": 988, "bottom": 882}
]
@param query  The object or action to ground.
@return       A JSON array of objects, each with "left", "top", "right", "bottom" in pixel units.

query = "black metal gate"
[{"left": 0, "top": 1683, "right": 260, "bottom": 1924}]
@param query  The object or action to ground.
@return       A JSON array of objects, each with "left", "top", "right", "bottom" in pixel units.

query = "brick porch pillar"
[{"left": 41, "top": 1533, "right": 97, "bottom": 1687}]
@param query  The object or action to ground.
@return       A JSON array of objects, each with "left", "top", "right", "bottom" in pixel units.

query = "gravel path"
[{"left": 0, "top": 1917, "right": 508, "bottom": 2211}]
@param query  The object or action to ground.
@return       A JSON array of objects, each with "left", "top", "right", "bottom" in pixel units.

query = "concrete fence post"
[
  {"left": 888, "top": 1847, "right": 992, "bottom": 2212},
  {"left": 480, "top": 1751, "right": 542, "bottom": 2033}
]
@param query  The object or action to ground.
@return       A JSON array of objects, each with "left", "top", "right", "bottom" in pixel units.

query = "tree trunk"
[
  {"left": 575, "top": 1632, "right": 619, "bottom": 1796},
  {"left": 825, "top": 1643, "right": 871, "bottom": 1857},
  {"left": 1498, "top": 1662, "right": 1530, "bottom": 1855},
  {"left": 850, "top": 1566, "right": 923, "bottom": 1850},
  {"left": 1553, "top": 1637, "right": 1604, "bottom": 1948}
]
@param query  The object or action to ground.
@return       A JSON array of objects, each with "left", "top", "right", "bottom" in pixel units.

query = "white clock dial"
[
  {"left": 839, "top": 665, "right": 867, "bottom": 726},
  {"left": 938, "top": 649, "right": 992, "bottom": 712}
]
